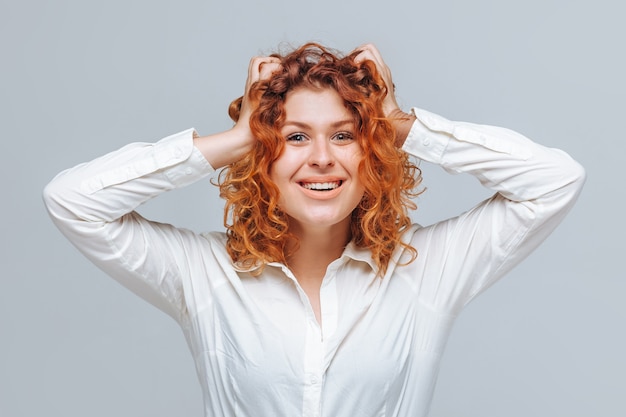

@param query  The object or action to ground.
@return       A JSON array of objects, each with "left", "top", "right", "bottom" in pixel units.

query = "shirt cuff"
[
  {"left": 402, "top": 108, "right": 449, "bottom": 164},
  {"left": 81, "top": 128, "right": 214, "bottom": 194},
  {"left": 160, "top": 129, "right": 216, "bottom": 187}
]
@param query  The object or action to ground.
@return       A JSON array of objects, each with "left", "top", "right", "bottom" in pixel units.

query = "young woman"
[{"left": 43, "top": 43, "right": 585, "bottom": 417}]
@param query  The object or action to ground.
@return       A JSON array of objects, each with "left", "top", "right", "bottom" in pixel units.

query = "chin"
[{"left": 289, "top": 212, "right": 352, "bottom": 232}]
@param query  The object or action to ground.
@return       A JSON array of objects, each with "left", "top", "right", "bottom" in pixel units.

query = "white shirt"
[{"left": 43, "top": 108, "right": 585, "bottom": 417}]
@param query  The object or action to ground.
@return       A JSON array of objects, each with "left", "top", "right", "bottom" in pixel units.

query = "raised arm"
[
  {"left": 403, "top": 108, "right": 585, "bottom": 311},
  {"left": 354, "top": 44, "right": 585, "bottom": 311},
  {"left": 42, "top": 56, "right": 282, "bottom": 320},
  {"left": 43, "top": 129, "right": 214, "bottom": 320}
]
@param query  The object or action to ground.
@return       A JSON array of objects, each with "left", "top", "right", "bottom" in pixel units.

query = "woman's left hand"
[
  {"left": 353, "top": 44, "right": 400, "bottom": 116},
  {"left": 353, "top": 44, "right": 416, "bottom": 147}
]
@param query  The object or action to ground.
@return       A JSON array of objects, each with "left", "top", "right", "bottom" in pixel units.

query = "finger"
[
  {"left": 240, "top": 56, "right": 282, "bottom": 117},
  {"left": 258, "top": 61, "right": 282, "bottom": 80},
  {"left": 353, "top": 46, "right": 392, "bottom": 84},
  {"left": 353, "top": 47, "right": 374, "bottom": 64},
  {"left": 353, "top": 43, "right": 384, "bottom": 65},
  {"left": 353, "top": 46, "right": 393, "bottom": 87},
  {"left": 248, "top": 56, "right": 281, "bottom": 84},
  {"left": 352, "top": 44, "right": 399, "bottom": 114}
]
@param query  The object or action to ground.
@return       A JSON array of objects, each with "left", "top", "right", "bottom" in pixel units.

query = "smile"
[{"left": 299, "top": 181, "right": 342, "bottom": 191}]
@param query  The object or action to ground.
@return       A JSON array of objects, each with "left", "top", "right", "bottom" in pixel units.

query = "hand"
[
  {"left": 193, "top": 56, "right": 281, "bottom": 169},
  {"left": 353, "top": 44, "right": 400, "bottom": 116},
  {"left": 233, "top": 56, "right": 282, "bottom": 139},
  {"left": 353, "top": 44, "right": 415, "bottom": 146}
]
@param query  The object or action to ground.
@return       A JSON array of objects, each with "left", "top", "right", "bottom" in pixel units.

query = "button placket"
[{"left": 301, "top": 318, "right": 323, "bottom": 417}]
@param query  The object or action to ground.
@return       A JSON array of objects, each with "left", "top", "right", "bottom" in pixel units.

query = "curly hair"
[{"left": 219, "top": 43, "right": 422, "bottom": 275}]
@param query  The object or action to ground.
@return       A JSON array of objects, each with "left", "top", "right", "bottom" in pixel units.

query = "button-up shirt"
[{"left": 43, "top": 108, "right": 585, "bottom": 417}]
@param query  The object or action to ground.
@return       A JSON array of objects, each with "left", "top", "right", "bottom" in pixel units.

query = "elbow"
[
  {"left": 42, "top": 176, "right": 61, "bottom": 216},
  {"left": 533, "top": 150, "right": 587, "bottom": 212},
  {"left": 566, "top": 157, "right": 587, "bottom": 197},
  {"left": 42, "top": 172, "right": 76, "bottom": 223},
  {"left": 554, "top": 155, "right": 586, "bottom": 209}
]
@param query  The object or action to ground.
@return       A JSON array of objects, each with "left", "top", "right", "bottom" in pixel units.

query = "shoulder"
[{"left": 198, "top": 231, "right": 230, "bottom": 257}]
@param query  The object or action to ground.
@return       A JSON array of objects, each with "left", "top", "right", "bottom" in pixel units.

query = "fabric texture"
[{"left": 43, "top": 108, "right": 585, "bottom": 417}]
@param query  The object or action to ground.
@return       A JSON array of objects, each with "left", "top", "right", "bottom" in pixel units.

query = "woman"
[{"left": 44, "top": 43, "right": 585, "bottom": 416}]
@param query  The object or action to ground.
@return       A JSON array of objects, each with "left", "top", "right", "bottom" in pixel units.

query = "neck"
[
  {"left": 285, "top": 218, "right": 352, "bottom": 326},
  {"left": 286, "top": 218, "right": 351, "bottom": 277}
]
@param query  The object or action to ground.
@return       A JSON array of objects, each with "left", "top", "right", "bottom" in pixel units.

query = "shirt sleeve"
[
  {"left": 43, "top": 129, "right": 215, "bottom": 321},
  {"left": 401, "top": 108, "right": 586, "bottom": 313}
]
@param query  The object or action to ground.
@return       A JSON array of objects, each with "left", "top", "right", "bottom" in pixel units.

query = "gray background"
[{"left": 1, "top": 0, "right": 623, "bottom": 416}]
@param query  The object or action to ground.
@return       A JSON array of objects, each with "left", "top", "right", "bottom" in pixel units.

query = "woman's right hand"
[
  {"left": 232, "top": 56, "right": 282, "bottom": 142},
  {"left": 193, "top": 56, "right": 281, "bottom": 169}
]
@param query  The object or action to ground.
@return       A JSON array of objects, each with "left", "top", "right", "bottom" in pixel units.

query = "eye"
[
  {"left": 332, "top": 132, "right": 355, "bottom": 142},
  {"left": 286, "top": 133, "right": 307, "bottom": 142}
]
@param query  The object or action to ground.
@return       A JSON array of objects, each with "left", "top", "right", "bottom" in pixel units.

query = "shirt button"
[
  {"left": 310, "top": 375, "right": 319, "bottom": 384},
  {"left": 185, "top": 167, "right": 193, "bottom": 175},
  {"left": 422, "top": 138, "right": 431, "bottom": 147}
]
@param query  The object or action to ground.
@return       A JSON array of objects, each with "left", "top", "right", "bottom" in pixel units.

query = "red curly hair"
[{"left": 220, "top": 43, "right": 422, "bottom": 275}]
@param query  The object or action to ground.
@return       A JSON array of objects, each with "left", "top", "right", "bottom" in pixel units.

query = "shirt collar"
[
  {"left": 340, "top": 240, "right": 377, "bottom": 271},
  {"left": 232, "top": 240, "right": 377, "bottom": 274}
]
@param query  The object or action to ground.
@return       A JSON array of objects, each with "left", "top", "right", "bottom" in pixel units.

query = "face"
[{"left": 269, "top": 87, "right": 365, "bottom": 236}]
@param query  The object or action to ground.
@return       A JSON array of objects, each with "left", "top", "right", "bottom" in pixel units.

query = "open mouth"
[{"left": 299, "top": 180, "right": 342, "bottom": 191}]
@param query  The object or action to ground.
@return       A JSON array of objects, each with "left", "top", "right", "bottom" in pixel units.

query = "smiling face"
[{"left": 269, "top": 87, "right": 365, "bottom": 237}]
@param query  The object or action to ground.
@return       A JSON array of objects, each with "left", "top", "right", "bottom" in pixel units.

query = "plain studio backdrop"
[{"left": 1, "top": 0, "right": 623, "bottom": 416}]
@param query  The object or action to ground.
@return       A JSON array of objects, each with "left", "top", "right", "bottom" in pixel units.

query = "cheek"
[
  {"left": 270, "top": 148, "right": 303, "bottom": 180},
  {"left": 268, "top": 164, "right": 277, "bottom": 184},
  {"left": 345, "top": 149, "right": 364, "bottom": 178},
  {"left": 268, "top": 159, "right": 296, "bottom": 192},
  {"left": 346, "top": 141, "right": 363, "bottom": 161},
  {"left": 266, "top": 138, "right": 289, "bottom": 178},
  {"left": 268, "top": 158, "right": 286, "bottom": 185},
  {"left": 350, "top": 155, "right": 366, "bottom": 197}
]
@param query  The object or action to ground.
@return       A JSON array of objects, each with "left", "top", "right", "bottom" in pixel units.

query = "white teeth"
[{"left": 302, "top": 181, "right": 340, "bottom": 190}]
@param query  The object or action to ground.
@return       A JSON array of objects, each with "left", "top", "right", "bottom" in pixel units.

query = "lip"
[{"left": 296, "top": 177, "right": 346, "bottom": 199}]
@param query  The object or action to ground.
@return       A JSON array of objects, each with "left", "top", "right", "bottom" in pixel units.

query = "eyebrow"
[{"left": 282, "top": 119, "right": 354, "bottom": 129}]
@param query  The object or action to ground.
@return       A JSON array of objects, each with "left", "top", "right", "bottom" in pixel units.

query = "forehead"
[{"left": 283, "top": 87, "right": 353, "bottom": 127}]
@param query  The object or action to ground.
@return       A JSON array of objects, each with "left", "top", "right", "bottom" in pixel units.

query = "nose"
[{"left": 308, "top": 139, "right": 335, "bottom": 167}]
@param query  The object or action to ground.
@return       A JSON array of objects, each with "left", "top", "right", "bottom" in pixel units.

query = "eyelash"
[
  {"left": 333, "top": 132, "right": 354, "bottom": 142},
  {"left": 285, "top": 132, "right": 355, "bottom": 143},
  {"left": 286, "top": 133, "right": 307, "bottom": 142}
]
